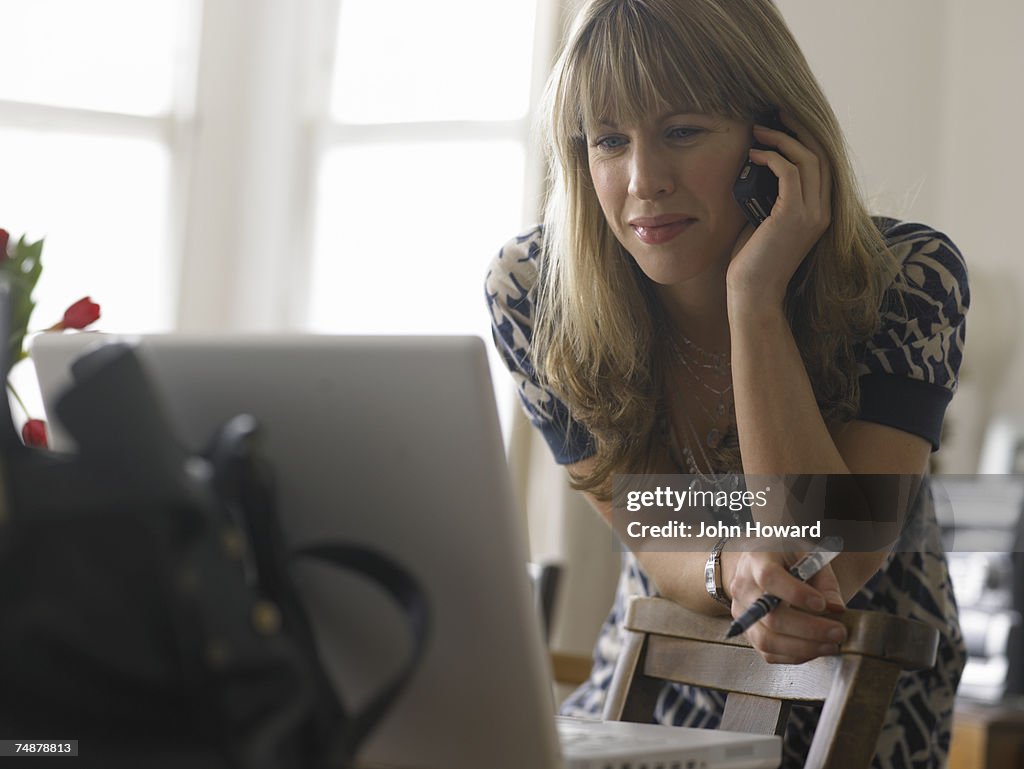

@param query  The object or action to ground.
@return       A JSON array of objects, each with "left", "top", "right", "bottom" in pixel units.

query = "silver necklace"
[
  {"left": 680, "top": 401, "right": 718, "bottom": 478},
  {"left": 667, "top": 333, "right": 734, "bottom": 449},
  {"left": 666, "top": 383, "right": 744, "bottom": 527},
  {"left": 663, "top": 368, "right": 719, "bottom": 479},
  {"left": 675, "top": 331, "right": 730, "bottom": 376}
]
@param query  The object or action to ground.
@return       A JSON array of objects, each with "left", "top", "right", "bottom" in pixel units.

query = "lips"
[{"left": 629, "top": 215, "right": 696, "bottom": 245}]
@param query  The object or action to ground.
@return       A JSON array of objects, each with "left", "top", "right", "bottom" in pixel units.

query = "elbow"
[{"left": 834, "top": 549, "right": 891, "bottom": 603}]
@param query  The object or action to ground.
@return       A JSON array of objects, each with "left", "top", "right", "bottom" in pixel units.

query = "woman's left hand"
[{"left": 726, "top": 113, "right": 832, "bottom": 307}]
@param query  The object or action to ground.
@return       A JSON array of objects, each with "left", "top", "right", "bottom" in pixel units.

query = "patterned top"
[{"left": 485, "top": 220, "right": 969, "bottom": 769}]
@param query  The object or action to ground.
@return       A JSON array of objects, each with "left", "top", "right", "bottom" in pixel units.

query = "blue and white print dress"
[{"left": 485, "top": 219, "right": 969, "bottom": 769}]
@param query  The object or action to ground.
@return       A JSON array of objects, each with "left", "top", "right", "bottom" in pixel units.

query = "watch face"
[
  {"left": 705, "top": 561, "right": 718, "bottom": 592},
  {"left": 705, "top": 552, "right": 729, "bottom": 605}
]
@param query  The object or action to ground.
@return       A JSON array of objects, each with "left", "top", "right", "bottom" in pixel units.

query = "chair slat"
[
  {"left": 644, "top": 635, "right": 838, "bottom": 701},
  {"left": 721, "top": 693, "right": 791, "bottom": 735}
]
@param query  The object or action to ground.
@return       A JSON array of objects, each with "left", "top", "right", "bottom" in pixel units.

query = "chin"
[
  {"left": 631, "top": 260, "right": 705, "bottom": 286},
  {"left": 626, "top": 246, "right": 708, "bottom": 286}
]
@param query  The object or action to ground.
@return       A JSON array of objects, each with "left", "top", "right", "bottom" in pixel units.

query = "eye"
[
  {"left": 591, "top": 134, "right": 628, "bottom": 151},
  {"left": 667, "top": 126, "right": 703, "bottom": 141}
]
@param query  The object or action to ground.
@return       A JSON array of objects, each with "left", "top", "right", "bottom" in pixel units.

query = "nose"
[{"left": 628, "top": 142, "right": 675, "bottom": 201}]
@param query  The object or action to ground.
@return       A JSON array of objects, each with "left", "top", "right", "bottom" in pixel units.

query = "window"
[
  {"left": 306, "top": 0, "right": 550, "bottom": 347},
  {"left": 2, "top": 0, "right": 562, "bottom": 433},
  {"left": 0, "top": 0, "right": 198, "bottom": 421},
  {"left": 0, "top": 0, "right": 197, "bottom": 333}
]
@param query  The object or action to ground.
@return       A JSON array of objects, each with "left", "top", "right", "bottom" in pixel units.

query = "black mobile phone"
[{"left": 732, "top": 108, "right": 797, "bottom": 228}]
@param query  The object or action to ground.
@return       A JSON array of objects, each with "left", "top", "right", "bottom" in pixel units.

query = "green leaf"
[{"left": 0, "top": 234, "right": 45, "bottom": 365}]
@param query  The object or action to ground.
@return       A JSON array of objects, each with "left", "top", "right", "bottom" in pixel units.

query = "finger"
[
  {"left": 751, "top": 123, "right": 821, "bottom": 208},
  {"left": 744, "top": 619, "right": 840, "bottom": 663},
  {"left": 752, "top": 122, "right": 817, "bottom": 167},
  {"left": 819, "top": 151, "right": 833, "bottom": 221},
  {"left": 776, "top": 110, "right": 825, "bottom": 162},
  {"left": 749, "top": 558, "right": 828, "bottom": 613},
  {"left": 758, "top": 605, "right": 847, "bottom": 645},
  {"left": 747, "top": 148, "right": 829, "bottom": 234},
  {"left": 747, "top": 149, "right": 803, "bottom": 213},
  {"left": 776, "top": 112, "right": 833, "bottom": 220},
  {"left": 808, "top": 565, "right": 845, "bottom": 613}
]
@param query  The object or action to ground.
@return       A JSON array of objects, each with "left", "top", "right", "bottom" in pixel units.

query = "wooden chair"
[
  {"left": 603, "top": 597, "right": 939, "bottom": 769},
  {"left": 527, "top": 561, "right": 562, "bottom": 644},
  {"left": 527, "top": 561, "right": 602, "bottom": 689}
]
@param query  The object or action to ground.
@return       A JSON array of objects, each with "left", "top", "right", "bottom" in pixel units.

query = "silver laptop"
[{"left": 31, "top": 332, "right": 780, "bottom": 769}]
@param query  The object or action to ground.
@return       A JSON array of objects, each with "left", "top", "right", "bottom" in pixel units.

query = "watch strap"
[{"left": 704, "top": 535, "right": 732, "bottom": 607}]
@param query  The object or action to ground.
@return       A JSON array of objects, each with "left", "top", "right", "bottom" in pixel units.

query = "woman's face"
[{"left": 586, "top": 111, "right": 753, "bottom": 286}]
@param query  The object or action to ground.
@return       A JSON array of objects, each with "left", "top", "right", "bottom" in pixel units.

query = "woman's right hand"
[{"left": 723, "top": 548, "right": 847, "bottom": 664}]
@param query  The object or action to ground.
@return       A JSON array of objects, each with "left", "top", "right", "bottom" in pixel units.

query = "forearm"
[
  {"left": 634, "top": 537, "right": 885, "bottom": 614},
  {"left": 637, "top": 538, "right": 887, "bottom": 613},
  {"left": 726, "top": 299, "right": 896, "bottom": 597},
  {"left": 831, "top": 550, "right": 890, "bottom": 601},
  {"left": 727, "top": 300, "right": 848, "bottom": 475},
  {"left": 571, "top": 456, "right": 733, "bottom": 616},
  {"left": 634, "top": 549, "right": 733, "bottom": 616}
]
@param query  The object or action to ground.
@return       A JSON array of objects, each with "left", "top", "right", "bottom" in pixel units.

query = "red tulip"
[
  {"left": 0, "top": 228, "right": 9, "bottom": 262},
  {"left": 50, "top": 296, "right": 101, "bottom": 331},
  {"left": 21, "top": 418, "right": 48, "bottom": 448}
]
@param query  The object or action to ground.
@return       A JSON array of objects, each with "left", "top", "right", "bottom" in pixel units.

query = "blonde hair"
[{"left": 533, "top": 0, "right": 898, "bottom": 497}]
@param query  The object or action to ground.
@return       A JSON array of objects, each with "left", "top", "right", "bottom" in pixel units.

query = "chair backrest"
[
  {"left": 527, "top": 561, "right": 563, "bottom": 644},
  {"left": 603, "top": 597, "right": 939, "bottom": 769}
]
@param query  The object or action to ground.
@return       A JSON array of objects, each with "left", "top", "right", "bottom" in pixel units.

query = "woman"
[{"left": 485, "top": 0, "right": 967, "bottom": 766}]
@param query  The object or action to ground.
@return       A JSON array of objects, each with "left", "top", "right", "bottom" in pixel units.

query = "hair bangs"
[{"left": 565, "top": 0, "right": 754, "bottom": 141}]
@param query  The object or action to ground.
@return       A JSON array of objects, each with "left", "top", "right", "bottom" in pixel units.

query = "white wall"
[
  {"left": 776, "top": 0, "right": 946, "bottom": 220},
  {"left": 938, "top": 0, "right": 1024, "bottom": 425},
  {"left": 776, "top": 0, "right": 1024, "bottom": 472}
]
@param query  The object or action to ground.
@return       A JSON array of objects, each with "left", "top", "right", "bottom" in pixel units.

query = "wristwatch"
[{"left": 704, "top": 535, "right": 732, "bottom": 607}]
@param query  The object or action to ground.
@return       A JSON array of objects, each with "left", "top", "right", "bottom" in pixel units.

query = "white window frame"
[
  {"left": 0, "top": 0, "right": 200, "bottom": 331},
  {"left": 176, "top": 0, "right": 564, "bottom": 333},
  {"left": 2, "top": 0, "right": 569, "bottom": 336}
]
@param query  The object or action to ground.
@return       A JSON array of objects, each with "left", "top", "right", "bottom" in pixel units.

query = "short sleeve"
[
  {"left": 856, "top": 220, "right": 970, "bottom": 450},
  {"left": 484, "top": 227, "right": 596, "bottom": 464}
]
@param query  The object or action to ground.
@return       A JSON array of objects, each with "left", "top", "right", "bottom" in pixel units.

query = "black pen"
[{"left": 726, "top": 537, "right": 843, "bottom": 639}]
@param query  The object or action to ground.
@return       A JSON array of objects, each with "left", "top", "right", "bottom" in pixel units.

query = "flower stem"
[{"left": 6, "top": 380, "right": 31, "bottom": 420}]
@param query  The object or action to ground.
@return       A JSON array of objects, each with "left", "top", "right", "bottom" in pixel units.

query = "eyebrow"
[{"left": 594, "top": 109, "right": 707, "bottom": 129}]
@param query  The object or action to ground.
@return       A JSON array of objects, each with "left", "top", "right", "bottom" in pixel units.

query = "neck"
[{"left": 655, "top": 271, "right": 730, "bottom": 354}]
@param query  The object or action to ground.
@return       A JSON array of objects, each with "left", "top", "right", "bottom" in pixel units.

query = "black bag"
[{"left": 0, "top": 284, "right": 429, "bottom": 768}]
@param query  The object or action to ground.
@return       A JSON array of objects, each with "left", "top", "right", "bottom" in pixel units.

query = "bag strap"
[
  {"left": 205, "top": 415, "right": 430, "bottom": 764},
  {"left": 293, "top": 543, "right": 430, "bottom": 761}
]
